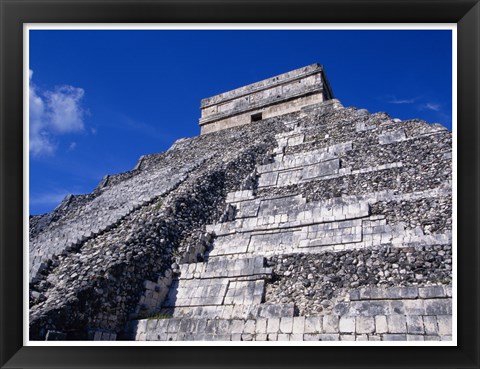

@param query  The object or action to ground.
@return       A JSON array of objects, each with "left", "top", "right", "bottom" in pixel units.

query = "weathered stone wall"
[
  {"left": 200, "top": 93, "right": 324, "bottom": 135},
  {"left": 29, "top": 115, "right": 289, "bottom": 340},
  {"left": 199, "top": 63, "right": 334, "bottom": 134}
]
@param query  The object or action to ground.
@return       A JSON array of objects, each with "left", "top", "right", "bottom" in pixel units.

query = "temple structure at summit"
[{"left": 199, "top": 64, "right": 334, "bottom": 134}]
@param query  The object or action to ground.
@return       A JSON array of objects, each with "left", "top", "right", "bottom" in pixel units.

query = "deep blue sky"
[{"left": 29, "top": 29, "right": 452, "bottom": 215}]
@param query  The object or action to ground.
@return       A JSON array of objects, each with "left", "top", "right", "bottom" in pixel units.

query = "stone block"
[
  {"left": 403, "top": 300, "right": 425, "bottom": 315},
  {"left": 304, "top": 316, "right": 322, "bottom": 334},
  {"left": 419, "top": 285, "right": 446, "bottom": 299},
  {"left": 378, "top": 129, "right": 406, "bottom": 145},
  {"left": 322, "top": 315, "right": 339, "bottom": 333},
  {"left": 356, "top": 316, "right": 375, "bottom": 334},
  {"left": 390, "top": 300, "right": 406, "bottom": 315},
  {"left": 356, "top": 334, "right": 368, "bottom": 341},
  {"left": 255, "top": 334, "right": 268, "bottom": 341},
  {"left": 375, "top": 316, "right": 388, "bottom": 334},
  {"left": 436, "top": 315, "right": 452, "bottom": 335},
  {"left": 339, "top": 316, "right": 355, "bottom": 333},
  {"left": 136, "top": 319, "right": 148, "bottom": 333},
  {"left": 340, "top": 334, "right": 356, "bottom": 341},
  {"left": 178, "top": 319, "right": 191, "bottom": 333},
  {"left": 387, "top": 315, "right": 407, "bottom": 334},
  {"left": 204, "top": 320, "right": 217, "bottom": 334},
  {"left": 156, "top": 319, "right": 170, "bottom": 333},
  {"left": 195, "top": 319, "right": 208, "bottom": 333},
  {"left": 258, "top": 303, "right": 295, "bottom": 318},
  {"left": 230, "top": 319, "right": 245, "bottom": 333},
  {"left": 280, "top": 317, "right": 293, "bottom": 334},
  {"left": 146, "top": 330, "right": 158, "bottom": 341},
  {"left": 244, "top": 319, "right": 256, "bottom": 334},
  {"left": 156, "top": 332, "right": 168, "bottom": 341},
  {"left": 167, "top": 319, "right": 180, "bottom": 333},
  {"left": 393, "top": 286, "right": 419, "bottom": 299},
  {"left": 292, "top": 316, "right": 306, "bottom": 334},
  {"left": 349, "top": 301, "right": 390, "bottom": 316},
  {"left": 255, "top": 318, "right": 267, "bottom": 334},
  {"left": 422, "top": 316, "right": 438, "bottom": 335},
  {"left": 136, "top": 332, "right": 147, "bottom": 341},
  {"left": 406, "top": 315, "right": 425, "bottom": 334},
  {"left": 267, "top": 318, "right": 280, "bottom": 333},
  {"left": 424, "top": 299, "right": 452, "bottom": 315},
  {"left": 216, "top": 319, "right": 231, "bottom": 335},
  {"left": 277, "top": 334, "right": 290, "bottom": 341}
]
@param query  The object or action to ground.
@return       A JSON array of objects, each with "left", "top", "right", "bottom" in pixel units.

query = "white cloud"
[
  {"left": 68, "top": 142, "right": 77, "bottom": 151},
  {"left": 29, "top": 73, "right": 56, "bottom": 157},
  {"left": 29, "top": 70, "right": 86, "bottom": 157},
  {"left": 45, "top": 86, "right": 85, "bottom": 133}
]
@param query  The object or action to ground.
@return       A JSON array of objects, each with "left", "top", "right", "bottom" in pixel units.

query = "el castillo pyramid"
[{"left": 29, "top": 64, "right": 453, "bottom": 342}]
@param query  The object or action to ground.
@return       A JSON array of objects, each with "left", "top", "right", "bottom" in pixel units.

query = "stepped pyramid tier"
[{"left": 29, "top": 65, "right": 452, "bottom": 342}]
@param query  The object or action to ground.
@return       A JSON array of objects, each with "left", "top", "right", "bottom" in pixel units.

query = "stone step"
[
  {"left": 205, "top": 184, "right": 452, "bottom": 258},
  {"left": 178, "top": 255, "right": 270, "bottom": 279},
  {"left": 207, "top": 223, "right": 451, "bottom": 258},
  {"left": 130, "top": 285, "right": 452, "bottom": 342},
  {"left": 163, "top": 277, "right": 266, "bottom": 308}
]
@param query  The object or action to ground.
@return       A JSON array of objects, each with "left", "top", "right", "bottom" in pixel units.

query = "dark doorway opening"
[{"left": 251, "top": 112, "right": 263, "bottom": 122}]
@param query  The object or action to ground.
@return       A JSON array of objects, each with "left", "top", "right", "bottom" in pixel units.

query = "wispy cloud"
[
  {"left": 422, "top": 102, "right": 441, "bottom": 112},
  {"left": 68, "top": 142, "right": 77, "bottom": 151},
  {"left": 382, "top": 94, "right": 446, "bottom": 116},
  {"left": 388, "top": 98, "right": 416, "bottom": 104},
  {"left": 29, "top": 70, "right": 86, "bottom": 157}
]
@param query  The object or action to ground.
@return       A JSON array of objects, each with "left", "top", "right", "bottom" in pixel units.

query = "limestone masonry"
[
  {"left": 29, "top": 64, "right": 452, "bottom": 342},
  {"left": 199, "top": 64, "right": 333, "bottom": 134}
]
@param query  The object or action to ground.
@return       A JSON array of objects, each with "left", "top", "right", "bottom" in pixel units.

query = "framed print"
[{"left": 1, "top": 1, "right": 479, "bottom": 368}]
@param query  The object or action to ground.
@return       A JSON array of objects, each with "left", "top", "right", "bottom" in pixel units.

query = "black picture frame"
[{"left": 1, "top": 1, "right": 479, "bottom": 368}]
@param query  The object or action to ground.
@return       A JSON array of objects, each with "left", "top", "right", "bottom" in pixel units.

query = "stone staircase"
[
  {"left": 29, "top": 152, "right": 214, "bottom": 283},
  {"left": 128, "top": 102, "right": 452, "bottom": 342}
]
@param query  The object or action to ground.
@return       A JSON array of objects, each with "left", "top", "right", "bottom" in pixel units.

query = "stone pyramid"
[{"left": 29, "top": 65, "right": 452, "bottom": 342}]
